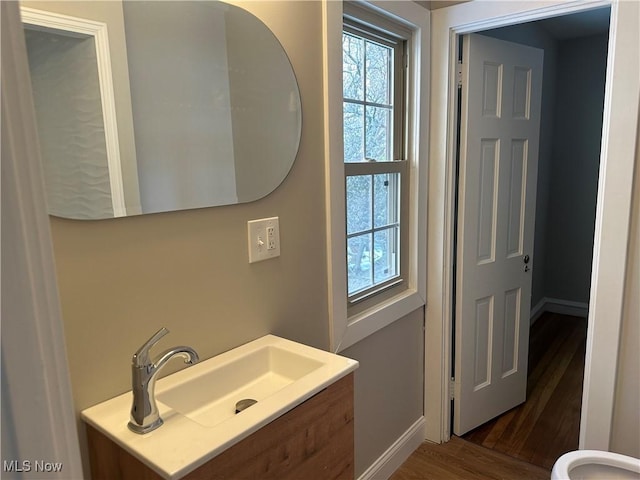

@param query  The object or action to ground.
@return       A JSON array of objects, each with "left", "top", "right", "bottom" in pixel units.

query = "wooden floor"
[
  {"left": 390, "top": 436, "right": 549, "bottom": 480},
  {"left": 392, "top": 313, "right": 587, "bottom": 478},
  {"left": 463, "top": 313, "right": 587, "bottom": 470}
]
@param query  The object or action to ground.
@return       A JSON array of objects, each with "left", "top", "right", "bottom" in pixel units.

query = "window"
[
  {"left": 325, "top": 0, "right": 427, "bottom": 350},
  {"left": 343, "top": 9, "right": 409, "bottom": 308}
]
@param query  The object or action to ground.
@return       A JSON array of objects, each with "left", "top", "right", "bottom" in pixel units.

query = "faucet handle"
[{"left": 132, "top": 327, "right": 169, "bottom": 367}]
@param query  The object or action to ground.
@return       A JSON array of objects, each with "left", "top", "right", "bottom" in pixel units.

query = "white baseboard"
[
  {"left": 357, "top": 416, "right": 426, "bottom": 480},
  {"left": 530, "top": 297, "right": 589, "bottom": 325},
  {"left": 530, "top": 298, "right": 547, "bottom": 325}
]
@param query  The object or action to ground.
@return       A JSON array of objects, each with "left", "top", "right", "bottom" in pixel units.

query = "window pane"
[
  {"left": 342, "top": 33, "right": 364, "bottom": 101},
  {"left": 365, "top": 105, "right": 391, "bottom": 161},
  {"left": 373, "top": 227, "right": 399, "bottom": 285},
  {"left": 347, "top": 233, "right": 373, "bottom": 295},
  {"left": 343, "top": 102, "right": 364, "bottom": 163},
  {"left": 343, "top": 20, "right": 406, "bottom": 302},
  {"left": 374, "top": 173, "right": 399, "bottom": 228},
  {"left": 365, "top": 41, "right": 392, "bottom": 105},
  {"left": 346, "top": 175, "right": 372, "bottom": 234}
]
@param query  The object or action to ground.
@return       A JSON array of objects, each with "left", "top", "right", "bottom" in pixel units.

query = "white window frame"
[
  {"left": 324, "top": 0, "right": 429, "bottom": 352},
  {"left": 343, "top": 12, "right": 409, "bottom": 311}
]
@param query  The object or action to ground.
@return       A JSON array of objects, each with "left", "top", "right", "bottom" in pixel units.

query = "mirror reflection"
[{"left": 22, "top": 1, "right": 302, "bottom": 220}]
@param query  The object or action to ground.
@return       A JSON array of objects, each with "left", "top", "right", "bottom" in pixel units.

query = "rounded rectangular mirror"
[{"left": 21, "top": 1, "right": 302, "bottom": 220}]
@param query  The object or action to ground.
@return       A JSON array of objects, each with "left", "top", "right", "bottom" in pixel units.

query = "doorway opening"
[{"left": 451, "top": 6, "right": 611, "bottom": 470}]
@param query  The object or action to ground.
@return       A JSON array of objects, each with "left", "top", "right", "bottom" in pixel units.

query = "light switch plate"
[{"left": 248, "top": 217, "right": 280, "bottom": 263}]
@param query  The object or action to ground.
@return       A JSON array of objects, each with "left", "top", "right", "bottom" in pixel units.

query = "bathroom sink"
[
  {"left": 81, "top": 335, "right": 358, "bottom": 480},
  {"left": 155, "top": 344, "right": 323, "bottom": 427}
]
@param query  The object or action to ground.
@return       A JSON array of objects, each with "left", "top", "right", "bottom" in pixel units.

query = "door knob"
[{"left": 524, "top": 254, "right": 530, "bottom": 272}]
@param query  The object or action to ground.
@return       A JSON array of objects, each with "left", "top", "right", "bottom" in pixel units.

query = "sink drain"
[{"left": 235, "top": 398, "right": 257, "bottom": 414}]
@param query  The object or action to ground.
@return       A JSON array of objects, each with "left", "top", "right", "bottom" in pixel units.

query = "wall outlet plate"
[{"left": 248, "top": 217, "right": 280, "bottom": 263}]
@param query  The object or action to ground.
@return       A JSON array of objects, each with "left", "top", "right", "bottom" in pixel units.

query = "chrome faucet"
[{"left": 128, "top": 327, "right": 199, "bottom": 434}]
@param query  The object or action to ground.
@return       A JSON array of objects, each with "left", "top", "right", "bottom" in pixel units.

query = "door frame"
[
  {"left": 21, "top": 6, "right": 128, "bottom": 217},
  {"left": 1, "top": 1, "right": 84, "bottom": 475},
  {"left": 425, "top": 0, "right": 639, "bottom": 450}
]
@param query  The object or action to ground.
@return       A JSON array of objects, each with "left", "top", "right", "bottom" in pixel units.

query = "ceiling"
[
  {"left": 415, "top": 1, "right": 611, "bottom": 40},
  {"left": 414, "top": 0, "right": 469, "bottom": 11},
  {"left": 535, "top": 7, "right": 610, "bottom": 40}
]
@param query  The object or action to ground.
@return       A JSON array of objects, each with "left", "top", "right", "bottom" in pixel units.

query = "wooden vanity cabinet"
[{"left": 86, "top": 373, "right": 354, "bottom": 480}]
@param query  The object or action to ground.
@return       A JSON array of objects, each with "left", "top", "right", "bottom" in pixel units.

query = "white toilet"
[{"left": 551, "top": 450, "right": 640, "bottom": 479}]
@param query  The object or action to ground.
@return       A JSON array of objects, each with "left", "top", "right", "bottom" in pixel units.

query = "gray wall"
[
  {"left": 544, "top": 34, "right": 608, "bottom": 304},
  {"left": 480, "top": 28, "right": 608, "bottom": 310},
  {"left": 343, "top": 308, "right": 424, "bottom": 476},
  {"left": 480, "top": 24, "right": 558, "bottom": 309}
]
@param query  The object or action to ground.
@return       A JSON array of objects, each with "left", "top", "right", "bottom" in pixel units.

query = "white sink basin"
[
  {"left": 81, "top": 335, "right": 358, "bottom": 480},
  {"left": 156, "top": 345, "right": 323, "bottom": 427}
]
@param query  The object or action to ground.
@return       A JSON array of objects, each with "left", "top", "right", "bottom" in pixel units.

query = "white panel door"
[{"left": 454, "top": 33, "right": 543, "bottom": 435}]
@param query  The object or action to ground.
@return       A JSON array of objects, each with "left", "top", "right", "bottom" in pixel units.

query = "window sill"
[{"left": 335, "top": 288, "right": 425, "bottom": 352}]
